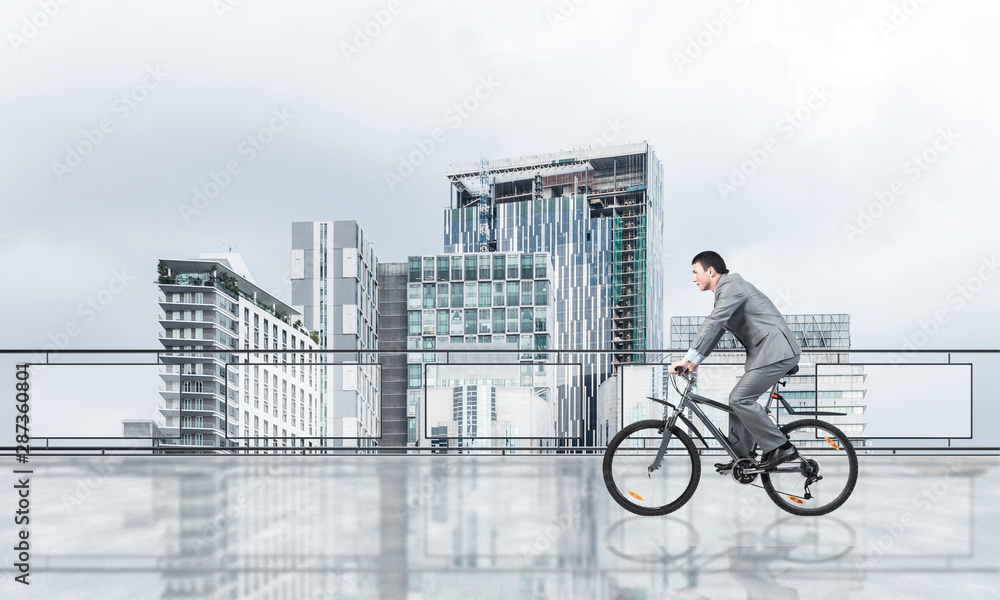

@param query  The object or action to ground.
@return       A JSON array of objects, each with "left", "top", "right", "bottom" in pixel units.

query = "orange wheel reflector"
[
  {"left": 825, "top": 436, "right": 840, "bottom": 450},
  {"left": 627, "top": 490, "right": 646, "bottom": 502},
  {"left": 787, "top": 496, "right": 806, "bottom": 505}
]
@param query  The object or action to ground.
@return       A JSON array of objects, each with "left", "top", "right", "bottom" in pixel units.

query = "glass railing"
[{"left": 2, "top": 348, "right": 996, "bottom": 456}]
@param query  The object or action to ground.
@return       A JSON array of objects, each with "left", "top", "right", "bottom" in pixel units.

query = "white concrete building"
[
  {"left": 291, "top": 221, "right": 380, "bottom": 447},
  {"left": 157, "top": 254, "right": 319, "bottom": 452}
]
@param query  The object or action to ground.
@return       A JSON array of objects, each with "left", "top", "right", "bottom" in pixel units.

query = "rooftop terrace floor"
[{"left": 1, "top": 454, "right": 996, "bottom": 599}]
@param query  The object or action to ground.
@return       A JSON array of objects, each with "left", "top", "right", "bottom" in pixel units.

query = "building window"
[
  {"left": 437, "top": 257, "right": 449, "bottom": 282},
  {"left": 493, "top": 255, "right": 505, "bottom": 280},
  {"left": 493, "top": 308, "right": 505, "bottom": 333},
  {"left": 521, "top": 307, "right": 533, "bottom": 334},
  {"left": 478, "top": 308, "right": 491, "bottom": 334},
  {"left": 464, "top": 282, "right": 477, "bottom": 307},
  {"left": 478, "top": 282, "right": 491, "bottom": 307},
  {"left": 534, "top": 254, "right": 547, "bottom": 279},
  {"left": 465, "top": 256, "right": 477, "bottom": 280},
  {"left": 534, "top": 307, "right": 547, "bottom": 332},
  {"left": 506, "top": 282, "right": 519, "bottom": 307},
  {"left": 408, "top": 283, "right": 421, "bottom": 309},
  {"left": 493, "top": 282, "right": 504, "bottom": 306},
  {"left": 506, "top": 255, "right": 518, "bottom": 279},
  {"left": 408, "top": 365, "right": 422, "bottom": 388},
  {"left": 521, "top": 281, "right": 533, "bottom": 305},
  {"left": 479, "top": 256, "right": 491, "bottom": 280},
  {"left": 521, "top": 255, "right": 533, "bottom": 279},
  {"left": 408, "top": 257, "right": 420, "bottom": 282},
  {"left": 535, "top": 281, "right": 548, "bottom": 306}
]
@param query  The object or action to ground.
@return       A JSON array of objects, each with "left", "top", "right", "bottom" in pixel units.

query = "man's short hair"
[{"left": 692, "top": 251, "right": 729, "bottom": 275}]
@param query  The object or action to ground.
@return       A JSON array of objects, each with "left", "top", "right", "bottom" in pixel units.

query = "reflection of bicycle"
[{"left": 603, "top": 366, "right": 858, "bottom": 517}]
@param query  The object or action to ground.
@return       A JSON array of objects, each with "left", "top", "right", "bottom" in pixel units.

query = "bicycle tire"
[
  {"left": 761, "top": 419, "right": 858, "bottom": 517},
  {"left": 603, "top": 420, "right": 701, "bottom": 516}
]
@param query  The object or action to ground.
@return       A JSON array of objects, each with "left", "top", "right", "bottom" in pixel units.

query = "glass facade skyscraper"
[
  {"left": 443, "top": 143, "right": 665, "bottom": 445},
  {"left": 404, "top": 252, "right": 557, "bottom": 447}
]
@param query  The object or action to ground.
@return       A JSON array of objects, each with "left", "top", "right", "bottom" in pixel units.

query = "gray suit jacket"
[{"left": 691, "top": 273, "right": 801, "bottom": 371}]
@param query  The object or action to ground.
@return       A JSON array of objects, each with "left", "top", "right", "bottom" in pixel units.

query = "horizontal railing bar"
[
  {"left": 1, "top": 348, "right": 998, "bottom": 355},
  {"left": 2, "top": 446, "right": 996, "bottom": 455}
]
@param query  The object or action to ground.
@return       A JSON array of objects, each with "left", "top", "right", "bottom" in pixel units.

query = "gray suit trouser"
[{"left": 727, "top": 355, "right": 800, "bottom": 457}]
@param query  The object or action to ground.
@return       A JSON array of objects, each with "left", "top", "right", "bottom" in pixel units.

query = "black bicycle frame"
[{"left": 647, "top": 372, "right": 844, "bottom": 473}]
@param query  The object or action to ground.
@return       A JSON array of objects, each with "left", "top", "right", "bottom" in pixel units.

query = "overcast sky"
[{"left": 2, "top": 0, "right": 998, "bottom": 358}]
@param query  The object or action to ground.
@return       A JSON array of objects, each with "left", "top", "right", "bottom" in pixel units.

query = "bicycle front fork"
[{"left": 648, "top": 407, "right": 682, "bottom": 473}]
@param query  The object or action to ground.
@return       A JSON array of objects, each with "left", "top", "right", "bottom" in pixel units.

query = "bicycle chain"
[{"left": 749, "top": 481, "right": 807, "bottom": 501}]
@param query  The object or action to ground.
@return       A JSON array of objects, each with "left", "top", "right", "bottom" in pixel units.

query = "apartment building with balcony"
[{"left": 156, "top": 254, "right": 319, "bottom": 452}]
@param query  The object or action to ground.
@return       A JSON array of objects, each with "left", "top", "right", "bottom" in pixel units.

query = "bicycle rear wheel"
[
  {"left": 603, "top": 420, "right": 701, "bottom": 516},
  {"left": 762, "top": 419, "right": 858, "bottom": 516}
]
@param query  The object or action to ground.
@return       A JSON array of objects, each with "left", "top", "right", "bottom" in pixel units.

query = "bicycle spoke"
[
  {"left": 762, "top": 419, "right": 858, "bottom": 516},
  {"left": 603, "top": 421, "right": 701, "bottom": 516}
]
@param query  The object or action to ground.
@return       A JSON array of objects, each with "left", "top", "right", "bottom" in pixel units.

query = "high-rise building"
[
  {"left": 404, "top": 252, "right": 558, "bottom": 448},
  {"left": 443, "top": 143, "right": 665, "bottom": 445},
  {"left": 291, "top": 221, "right": 380, "bottom": 448},
  {"left": 156, "top": 254, "right": 319, "bottom": 453}
]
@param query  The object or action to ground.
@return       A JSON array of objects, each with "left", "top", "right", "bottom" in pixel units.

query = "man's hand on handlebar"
[{"left": 668, "top": 359, "right": 696, "bottom": 375}]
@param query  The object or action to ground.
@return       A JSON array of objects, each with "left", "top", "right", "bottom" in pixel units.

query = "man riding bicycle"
[{"left": 669, "top": 251, "right": 801, "bottom": 472}]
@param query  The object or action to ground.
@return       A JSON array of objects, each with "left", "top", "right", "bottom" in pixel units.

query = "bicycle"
[{"left": 602, "top": 365, "right": 858, "bottom": 517}]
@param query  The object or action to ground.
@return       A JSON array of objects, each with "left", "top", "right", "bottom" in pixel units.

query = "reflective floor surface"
[{"left": 0, "top": 454, "right": 996, "bottom": 599}]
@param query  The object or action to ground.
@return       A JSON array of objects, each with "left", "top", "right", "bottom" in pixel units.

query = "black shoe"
[
  {"left": 714, "top": 460, "right": 735, "bottom": 473},
  {"left": 758, "top": 445, "right": 798, "bottom": 471}
]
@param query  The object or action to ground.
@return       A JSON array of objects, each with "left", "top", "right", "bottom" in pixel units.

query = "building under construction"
[{"left": 443, "top": 142, "right": 665, "bottom": 445}]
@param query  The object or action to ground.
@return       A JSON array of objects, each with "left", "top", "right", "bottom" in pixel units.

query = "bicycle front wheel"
[
  {"left": 603, "top": 420, "right": 701, "bottom": 516},
  {"left": 762, "top": 419, "right": 858, "bottom": 516}
]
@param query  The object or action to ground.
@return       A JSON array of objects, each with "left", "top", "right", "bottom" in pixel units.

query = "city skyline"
[{"left": 3, "top": 1, "right": 998, "bottom": 358}]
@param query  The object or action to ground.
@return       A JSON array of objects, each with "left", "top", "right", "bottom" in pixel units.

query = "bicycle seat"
[{"left": 785, "top": 365, "right": 799, "bottom": 377}]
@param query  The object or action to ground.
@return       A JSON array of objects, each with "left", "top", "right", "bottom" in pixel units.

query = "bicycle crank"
[{"left": 731, "top": 458, "right": 759, "bottom": 484}]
